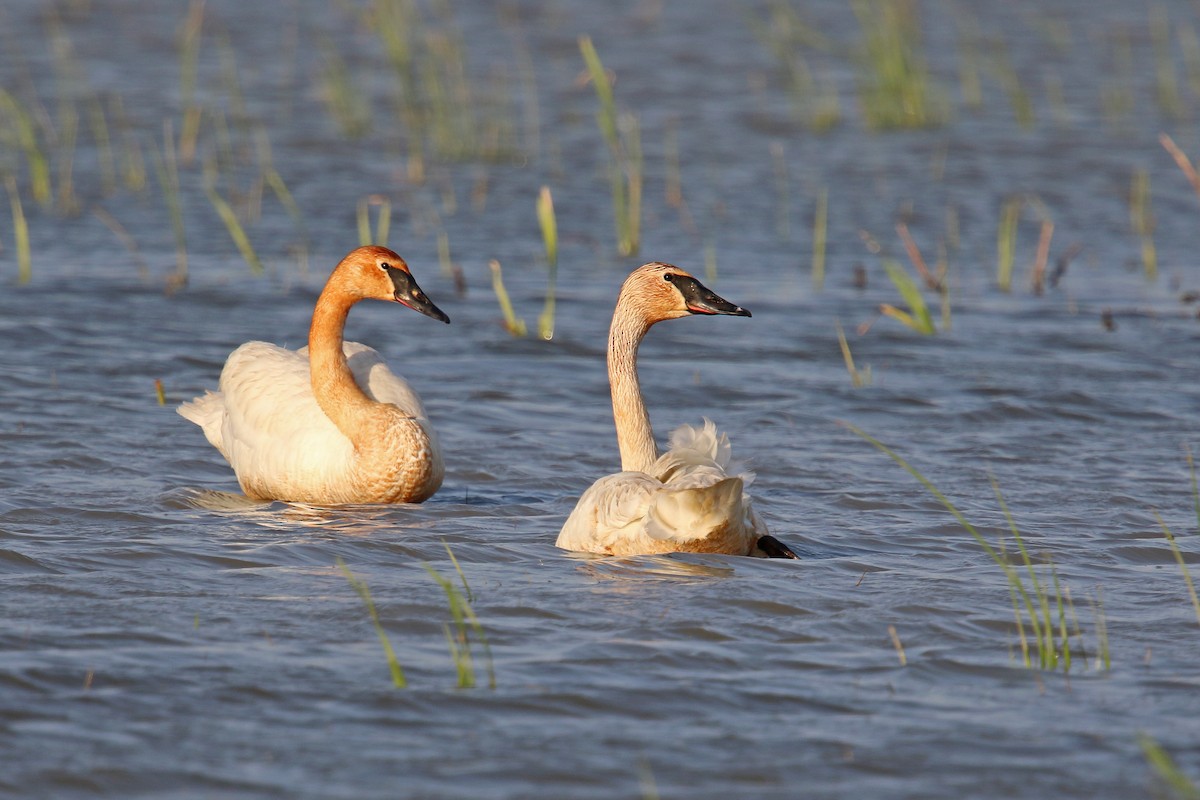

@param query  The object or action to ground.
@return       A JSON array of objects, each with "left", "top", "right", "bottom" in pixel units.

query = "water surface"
[{"left": 2, "top": 1, "right": 1200, "bottom": 797}]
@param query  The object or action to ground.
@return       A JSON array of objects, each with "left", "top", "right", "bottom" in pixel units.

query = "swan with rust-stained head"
[
  {"left": 178, "top": 245, "right": 450, "bottom": 505},
  {"left": 556, "top": 262, "right": 797, "bottom": 559}
]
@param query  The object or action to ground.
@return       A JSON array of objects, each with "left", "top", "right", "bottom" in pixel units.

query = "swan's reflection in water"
[
  {"left": 171, "top": 487, "right": 433, "bottom": 538},
  {"left": 567, "top": 551, "right": 736, "bottom": 584}
]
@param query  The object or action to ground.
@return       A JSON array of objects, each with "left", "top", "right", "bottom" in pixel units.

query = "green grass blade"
[
  {"left": 337, "top": 558, "right": 406, "bottom": 688},
  {"left": 537, "top": 186, "right": 558, "bottom": 340},
  {"left": 812, "top": 186, "right": 828, "bottom": 290},
  {"left": 1089, "top": 587, "right": 1111, "bottom": 671},
  {"left": 579, "top": 35, "right": 617, "bottom": 147},
  {"left": 1157, "top": 512, "right": 1200, "bottom": 628},
  {"left": 843, "top": 423, "right": 1000, "bottom": 562},
  {"left": 443, "top": 540, "right": 473, "bottom": 603},
  {"left": 997, "top": 197, "right": 1020, "bottom": 292},
  {"left": 203, "top": 160, "right": 262, "bottom": 275},
  {"left": 489, "top": 259, "right": 527, "bottom": 337},
  {"left": 834, "top": 321, "right": 869, "bottom": 388},
  {"left": 5, "top": 176, "right": 31, "bottom": 285},
  {"left": 990, "top": 477, "right": 1048, "bottom": 665},
  {"left": 424, "top": 563, "right": 476, "bottom": 688},
  {"left": 1140, "top": 734, "right": 1200, "bottom": 799},
  {"left": 882, "top": 260, "right": 935, "bottom": 334}
]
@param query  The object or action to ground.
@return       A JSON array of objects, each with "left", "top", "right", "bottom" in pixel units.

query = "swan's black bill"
[
  {"left": 758, "top": 534, "right": 799, "bottom": 559},
  {"left": 672, "top": 274, "right": 751, "bottom": 318},
  {"left": 387, "top": 267, "right": 450, "bottom": 324}
]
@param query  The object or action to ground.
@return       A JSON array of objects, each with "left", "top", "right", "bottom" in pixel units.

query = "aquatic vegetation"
[
  {"left": 425, "top": 542, "right": 495, "bottom": 689},
  {"left": 1151, "top": 5, "right": 1185, "bottom": 120},
  {"left": 93, "top": 206, "right": 147, "bottom": 277},
  {"left": 319, "top": 42, "right": 371, "bottom": 139},
  {"left": 86, "top": 96, "right": 117, "bottom": 196},
  {"left": 894, "top": 221, "right": 942, "bottom": 292},
  {"left": 846, "top": 423, "right": 1106, "bottom": 672},
  {"left": 536, "top": 185, "right": 558, "bottom": 340},
  {"left": 834, "top": 321, "right": 872, "bottom": 388},
  {"left": 0, "top": 89, "right": 51, "bottom": 208},
  {"left": 150, "top": 120, "right": 188, "bottom": 289},
  {"left": 748, "top": 3, "right": 841, "bottom": 131},
  {"left": 996, "top": 197, "right": 1021, "bottom": 292},
  {"left": 489, "top": 259, "right": 527, "bottom": 337},
  {"left": 1030, "top": 219, "right": 1054, "bottom": 295},
  {"left": 811, "top": 186, "right": 828, "bottom": 290},
  {"left": 176, "top": 0, "right": 205, "bottom": 163},
  {"left": 887, "top": 624, "right": 907, "bottom": 666},
  {"left": 436, "top": 229, "right": 454, "bottom": 278},
  {"left": 880, "top": 259, "right": 936, "bottom": 335},
  {"left": 1129, "top": 169, "right": 1157, "bottom": 281},
  {"left": 1157, "top": 449, "right": 1200, "bottom": 629},
  {"left": 1089, "top": 587, "right": 1111, "bottom": 671},
  {"left": 852, "top": 0, "right": 946, "bottom": 130},
  {"left": 1140, "top": 734, "right": 1200, "bottom": 799},
  {"left": 704, "top": 239, "right": 718, "bottom": 284},
  {"left": 987, "top": 41, "right": 1034, "bottom": 130},
  {"left": 1160, "top": 133, "right": 1200, "bottom": 204},
  {"left": 356, "top": 194, "right": 392, "bottom": 247},
  {"left": 254, "top": 128, "right": 304, "bottom": 241},
  {"left": 4, "top": 176, "right": 31, "bottom": 285},
  {"left": 579, "top": 35, "right": 642, "bottom": 257},
  {"left": 770, "top": 142, "right": 791, "bottom": 239},
  {"left": 338, "top": 558, "right": 407, "bottom": 689},
  {"left": 203, "top": 158, "right": 263, "bottom": 275}
]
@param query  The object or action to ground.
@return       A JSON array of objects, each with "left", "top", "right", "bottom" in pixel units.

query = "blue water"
[{"left": 2, "top": 1, "right": 1200, "bottom": 797}]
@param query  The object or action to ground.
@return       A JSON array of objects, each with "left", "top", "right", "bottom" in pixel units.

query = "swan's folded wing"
[
  {"left": 344, "top": 343, "right": 429, "bottom": 419},
  {"left": 219, "top": 342, "right": 322, "bottom": 441},
  {"left": 643, "top": 476, "right": 745, "bottom": 544},
  {"left": 216, "top": 342, "right": 358, "bottom": 484},
  {"left": 556, "top": 471, "right": 660, "bottom": 553}
]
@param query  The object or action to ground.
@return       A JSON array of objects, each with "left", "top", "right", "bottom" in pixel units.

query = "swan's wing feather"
[
  {"left": 219, "top": 342, "right": 325, "bottom": 440},
  {"left": 215, "top": 342, "right": 356, "bottom": 485},
  {"left": 556, "top": 471, "right": 660, "bottom": 553},
  {"left": 177, "top": 390, "right": 228, "bottom": 457},
  {"left": 344, "top": 343, "right": 429, "bottom": 419},
  {"left": 643, "top": 475, "right": 745, "bottom": 543}
]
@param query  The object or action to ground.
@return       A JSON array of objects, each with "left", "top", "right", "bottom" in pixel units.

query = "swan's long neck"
[
  {"left": 309, "top": 284, "right": 376, "bottom": 442},
  {"left": 608, "top": 300, "right": 657, "bottom": 473}
]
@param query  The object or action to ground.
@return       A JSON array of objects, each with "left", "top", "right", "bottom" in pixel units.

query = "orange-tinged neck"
[
  {"left": 309, "top": 284, "right": 375, "bottom": 441},
  {"left": 608, "top": 298, "right": 657, "bottom": 473}
]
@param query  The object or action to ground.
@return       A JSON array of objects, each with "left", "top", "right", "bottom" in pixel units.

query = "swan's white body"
[
  {"left": 558, "top": 419, "right": 768, "bottom": 556},
  {"left": 178, "top": 246, "right": 448, "bottom": 505},
  {"left": 556, "top": 262, "right": 776, "bottom": 557}
]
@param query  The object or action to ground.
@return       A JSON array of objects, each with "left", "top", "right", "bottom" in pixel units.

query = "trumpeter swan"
[
  {"left": 178, "top": 245, "right": 450, "bottom": 505},
  {"left": 556, "top": 262, "right": 797, "bottom": 558}
]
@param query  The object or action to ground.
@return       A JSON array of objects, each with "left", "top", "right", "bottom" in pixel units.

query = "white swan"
[
  {"left": 178, "top": 245, "right": 450, "bottom": 505},
  {"left": 556, "top": 262, "right": 797, "bottom": 558}
]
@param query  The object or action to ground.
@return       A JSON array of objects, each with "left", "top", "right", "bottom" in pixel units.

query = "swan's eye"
[
  {"left": 663, "top": 273, "right": 675, "bottom": 283},
  {"left": 379, "top": 261, "right": 391, "bottom": 271}
]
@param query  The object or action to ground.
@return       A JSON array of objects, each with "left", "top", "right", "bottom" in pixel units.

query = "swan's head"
[
  {"left": 336, "top": 245, "right": 450, "bottom": 323},
  {"left": 622, "top": 262, "right": 751, "bottom": 324}
]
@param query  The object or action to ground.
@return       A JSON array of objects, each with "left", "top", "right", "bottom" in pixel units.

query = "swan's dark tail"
[{"left": 757, "top": 535, "right": 799, "bottom": 559}]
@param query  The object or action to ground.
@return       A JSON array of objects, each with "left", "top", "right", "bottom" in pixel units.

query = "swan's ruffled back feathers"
[
  {"left": 652, "top": 419, "right": 755, "bottom": 489},
  {"left": 556, "top": 420, "right": 767, "bottom": 556}
]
